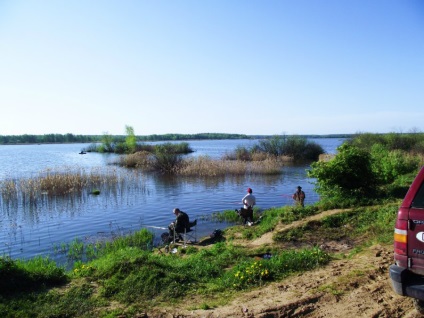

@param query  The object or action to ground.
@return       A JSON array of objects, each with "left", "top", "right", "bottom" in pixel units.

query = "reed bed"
[
  {"left": 117, "top": 152, "right": 284, "bottom": 176},
  {"left": 248, "top": 157, "right": 284, "bottom": 175},
  {"left": 177, "top": 157, "right": 245, "bottom": 177},
  {"left": 117, "top": 151, "right": 154, "bottom": 169},
  {"left": 176, "top": 156, "right": 282, "bottom": 177},
  {"left": 0, "top": 167, "right": 137, "bottom": 206}
]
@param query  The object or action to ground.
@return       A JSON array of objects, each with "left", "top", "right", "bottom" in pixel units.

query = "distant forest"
[{"left": 0, "top": 133, "right": 352, "bottom": 145}]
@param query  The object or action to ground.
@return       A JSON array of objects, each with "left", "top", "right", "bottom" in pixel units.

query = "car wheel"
[{"left": 413, "top": 299, "right": 424, "bottom": 314}]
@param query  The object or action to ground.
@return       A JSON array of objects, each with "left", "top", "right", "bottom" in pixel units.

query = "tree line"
[
  {"left": 0, "top": 132, "right": 355, "bottom": 145},
  {"left": 0, "top": 134, "right": 101, "bottom": 144},
  {"left": 0, "top": 133, "right": 250, "bottom": 145}
]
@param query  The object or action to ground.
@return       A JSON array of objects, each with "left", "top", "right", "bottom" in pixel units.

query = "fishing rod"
[
  {"left": 281, "top": 194, "right": 293, "bottom": 198},
  {"left": 143, "top": 225, "right": 168, "bottom": 230}
]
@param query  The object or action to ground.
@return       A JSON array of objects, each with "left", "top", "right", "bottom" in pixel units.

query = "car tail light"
[{"left": 394, "top": 219, "right": 408, "bottom": 255}]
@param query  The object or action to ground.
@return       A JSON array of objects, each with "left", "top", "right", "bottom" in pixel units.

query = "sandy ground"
[{"left": 145, "top": 209, "right": 424, "bottom": 318}]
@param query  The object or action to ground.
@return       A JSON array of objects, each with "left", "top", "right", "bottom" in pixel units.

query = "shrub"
[
  {"left": 152, "top": 144, "right": 183, "bottom": 174},
  {"left": 125, "top": 125, "right": 137, "bottom": 154},
  {"left": 348, "top": 133, "right": 386, "bottom": 150},
  {"left": 370, "top": 144, "right": 419, "bottom": 184},
  {"left": 308, "top": 144, "right": 378, "bottom": 200},
  {"left": 255, "top": 135, "right": 286, "bottom": 156},
  {"left": 254, "top": 135, "right": 324, "bottom": 161},
  {"left": 233, "top": 146, "right": 252, "bottom": 161},
  {"left": 413, "top": 140, "right": 424, "bottom": 154},
  {"left": 350, "top": 132, "right": 424, "bottom": 154}
]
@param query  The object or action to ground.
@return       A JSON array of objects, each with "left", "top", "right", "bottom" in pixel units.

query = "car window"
[{"left": 412, "top": 181, "right": 424, "bottom": 208}]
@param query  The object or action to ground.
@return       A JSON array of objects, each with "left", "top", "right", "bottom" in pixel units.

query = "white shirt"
[{"left": 242, "top": 193, "right": 256, "bottom": 209}]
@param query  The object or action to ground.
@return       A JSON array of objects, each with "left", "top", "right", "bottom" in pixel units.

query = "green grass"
[
  {"left": 0, "top": 257, "right": 67, "bottom": 295},
  {"left": 272, "top": 203, "right": 398, "bottom": 245},
  {"left": 0, "top": 239, "right": 331, "bottom": 316},
  {"left": 0, "top": 199, "right": 400, "bottom": 317}
]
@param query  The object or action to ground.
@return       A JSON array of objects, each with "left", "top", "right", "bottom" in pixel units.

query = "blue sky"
[{"left": 0, "top": 1, "right": 423, "bottom": 136}]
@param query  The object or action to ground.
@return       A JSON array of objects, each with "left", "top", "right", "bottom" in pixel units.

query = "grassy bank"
[{"left": 0, "top": 198, "right": 401, "bottom": 317}]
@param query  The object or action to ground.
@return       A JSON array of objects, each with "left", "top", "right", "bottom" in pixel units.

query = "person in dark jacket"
[
  {"left": 168, "top": 208, "right": 190, "bottom": 240},
  {"left": 292, "top": 186, "right": 306, "bottom": 207}
]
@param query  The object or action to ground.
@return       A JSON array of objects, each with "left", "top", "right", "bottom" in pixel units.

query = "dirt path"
[
  {"left": 149, "top": 209, "right": 424, "bottom": 318},
  {"left": 247, "top": 208, "right": 350, "bottom": 248}
]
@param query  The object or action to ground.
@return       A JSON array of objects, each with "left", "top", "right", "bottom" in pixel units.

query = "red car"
[{"left": 390, "top": 166, "right": 424, "bottom": 313}]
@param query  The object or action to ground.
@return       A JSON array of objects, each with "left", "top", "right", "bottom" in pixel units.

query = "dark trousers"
[{"left": 238, "top": 207, "right": 253, "bottom": 224}]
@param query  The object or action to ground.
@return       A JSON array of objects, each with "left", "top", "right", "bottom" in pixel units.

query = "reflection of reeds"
[{"left": 0, "top": 167, "right": 140, "bottom": 206}]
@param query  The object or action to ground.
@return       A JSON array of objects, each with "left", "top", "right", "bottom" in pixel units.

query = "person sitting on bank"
[
  {"left": 168, "top": 208, "right": 190, "bottom": 241},
  {"left": 238, "top": 188, "right": 256, "bottom": 225},
  {"left": 292, "top": 186, "right": 306, "bottom": 207}
]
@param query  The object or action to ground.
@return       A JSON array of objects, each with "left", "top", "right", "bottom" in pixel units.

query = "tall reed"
[
  {"left": 118, "top": 151, "right": 153, "bottom": 169},
  {"left": 0, "top": 167, "right": 138, "bottom": 206},
  {"left": 176, "top": 156, "right": 282, "bottom": 177}
]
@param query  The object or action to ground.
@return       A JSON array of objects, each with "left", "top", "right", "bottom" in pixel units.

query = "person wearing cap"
[
  {"left": 238, "top": 188, "right": 256, "bottom": 225},
  {"left": 292, "top": 186, "right": 306, "bottom": 207},
  {"left": 168, "top": 208, "right": 190, "bottom": 240},
  {"left": 242, "top": 188, "right": 256, "bottom": 210}
]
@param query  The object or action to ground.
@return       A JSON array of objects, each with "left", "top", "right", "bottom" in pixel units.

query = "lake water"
[{"left": 0, "top": 138, "right": 345, "bottom": 265}]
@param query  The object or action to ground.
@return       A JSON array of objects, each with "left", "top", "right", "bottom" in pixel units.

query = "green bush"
[
  {"left": 255, "top": 135, "right": 286, "bottom": 156},
  {"left": 308, "top": 144, "right": 378, "bottom": 200},
  {"left": 253, "top": 135, "right": 324, "bottom": 161},
  {"left": 125, "top": 125, "right": 137, "bottom": 154},
  {"left": 152, "top": 144, "right": 183, "bottom": 174},
  {"left": 372, "top": 144, "right": 419, "bottom": 183},
  {"left": 283, "top": 136, "right": 324, "bottom": 161},
  {"left": 350, "top": 132, "right": 424, "bottom": 153}
]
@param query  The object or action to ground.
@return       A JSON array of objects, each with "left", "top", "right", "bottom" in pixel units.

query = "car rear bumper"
[{"left": 390, "top": 264, "right": 424, "bottom": 300}]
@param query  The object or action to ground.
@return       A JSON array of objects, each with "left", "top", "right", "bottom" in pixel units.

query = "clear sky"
[{"left": 0, "top": 1, "right": 423, "bottom": 136}]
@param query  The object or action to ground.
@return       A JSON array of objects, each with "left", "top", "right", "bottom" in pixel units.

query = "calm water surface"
[{"left": 0, "top": 138, "right": 345, "bottom": 264}]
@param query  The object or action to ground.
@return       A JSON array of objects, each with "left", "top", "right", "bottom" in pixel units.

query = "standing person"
[
  {"left": 292, "top": 186, "right": 306, "bottom": 207},
  {"left": 238, "top": 188, "right": 256, "bottom": 225}
]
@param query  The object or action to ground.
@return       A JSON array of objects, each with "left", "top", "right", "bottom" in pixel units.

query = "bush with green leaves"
[
  {"left": 309, "top": 136, "right": 421, "bottom": 203},
  {"left": 349, "top": 132, "right": 424, "bottom": 153},
  {"left": 253, "top": 135, "right": 324, "bottom": 161},
  {"left": 125, "top": 125, "right": 137, "bottom": 153},
  {"left": 254, "top": 135, "right": 286, "bottom": 156},
  {"left": 308, "top": 144, "right": 378, "bottom": 200},
  {"left": 283, "top": 135, "right": 324, "bottom": 161},
  {"left": 370, "top": 143, "right": 419, "bottom": 184},
  {"left": 152, "top": 144, "right": 183, "bottom": 174}
]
